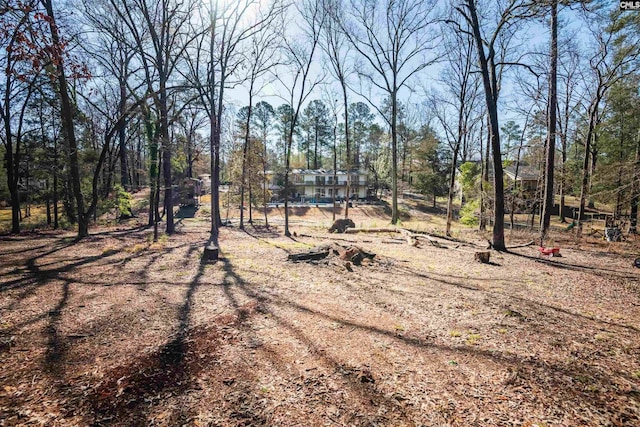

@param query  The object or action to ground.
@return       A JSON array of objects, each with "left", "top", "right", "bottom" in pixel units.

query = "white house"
[{"left": 269, "top": 169, "right": 369, "bottom": 202}]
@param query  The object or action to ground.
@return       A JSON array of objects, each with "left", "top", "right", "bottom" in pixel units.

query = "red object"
[{"left": 538, "top": 247, "right": 560, "bottom": 256}]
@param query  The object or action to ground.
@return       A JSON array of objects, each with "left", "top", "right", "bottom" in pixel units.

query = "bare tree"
[
  {"left": 182, "top": 0, "right": 282, "bottom": 255},
  {"left": 110, "top": 0, "right": 197, "bottom": 236},
  {"left": 556, "top": 38, "right": 583, "bottom": 224},
  {"left": 276, "top": 0, "right": 326, "bottom": 237},
  {"left": 321, "top": 0, "right": 353, "bottom": 218},
  {"left": 82, "top": 0, "right": 141, "bottom": 191},
  {"left": 252, "top": 101, "right": 275, "bottom": 227},
  {"left": 175, "top": 104, "right": 208, "bottom": 179},
  {"left": 0, "top": 1, "right": 40, "bottom": 234},
  {"left": 41, "top": 0, "right": 95, "bottom": 238},
  {"left": 341, "top": 0, "right": 439, "bottom": 225},
  {"left": 539, "top": 0, "right": 558, "bottom": 244},
  {"left": 456, "top": 0, "right": 536, "bottom": 251},
  {"left": 239, "top": 20, "right": 281, "bottom": 230},
  {"left": 432, "top": 16, "right": 481, "bottom": 236}
]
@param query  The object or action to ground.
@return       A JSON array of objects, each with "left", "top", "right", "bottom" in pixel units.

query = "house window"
[
  {"left": 316, "top": 176, "right": 326, "bottom": 185},
  {"left": 328, "top": 189, "right": 333, "bottom": 196},
  {"left": 320, "top": 188, "right": 326, "bottom": 197}
]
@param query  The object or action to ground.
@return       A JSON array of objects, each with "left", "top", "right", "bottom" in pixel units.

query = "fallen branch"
[
  {"left": 404, "top": 228, "right": 481, "bottom": 247},
  {"left": 507, "top": 240, "right": 535, "bottom": 249},
  {"left": 345, "top": 227, "right": 449, "bottom": 248}
]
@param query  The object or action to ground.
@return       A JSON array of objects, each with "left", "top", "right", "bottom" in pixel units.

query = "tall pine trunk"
[{"left": 540, "top": 0, "right": 558, "bottom": 244}]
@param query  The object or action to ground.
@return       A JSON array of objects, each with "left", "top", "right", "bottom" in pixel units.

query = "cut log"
[
  {"left": 474, "top": 251, "right": 490, "bottom": 263},
  {"left": 328, "top": 218, "right": 356, "bottom": 233},
  {"left": 288, "top": 250, "right": 330, "bottom": 262},
  {"left": 345, "top": 227, "right": 398, "bottom": 234}
]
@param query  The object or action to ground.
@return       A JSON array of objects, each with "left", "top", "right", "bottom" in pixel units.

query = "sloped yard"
[{"left": 1, "top": 215, "right": 640, "bottom": 426}]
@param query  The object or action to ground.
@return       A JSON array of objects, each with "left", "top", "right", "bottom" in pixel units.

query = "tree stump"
[
  {"left": 474, "top": 251, "right": 490, "bottom": 263},
  {"left": 328, "top": 218, "right": 356, "bottom": 233},
  {"left": 203, "top": 244, "right": 219, "bottom": 261}
]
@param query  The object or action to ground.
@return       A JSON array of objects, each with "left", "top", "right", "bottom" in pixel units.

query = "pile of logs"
[{"left": 288, "top": 242, "right": 376, "bottom": 269}]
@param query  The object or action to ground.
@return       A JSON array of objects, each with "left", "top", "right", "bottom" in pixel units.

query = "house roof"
[
  {"left": 504, "top": 164, "right": 540, "bottom": 181},
  {"left": 290, "top": 169, "right": 366, "bottom": 176}
]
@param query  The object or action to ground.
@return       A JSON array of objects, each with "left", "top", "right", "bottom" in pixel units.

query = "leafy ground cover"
[{"left": 1, "top": 204, "right": 640, "bottom": 426}]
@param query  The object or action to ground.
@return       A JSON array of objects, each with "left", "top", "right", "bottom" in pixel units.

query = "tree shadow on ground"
[
  {"left": 216, "top": 253, "right": 640, "bottom": 425},
  {"left": 218, "top": 259, "right": 413, "bottom": 425},
  {"left": 508, "top": 248, "right": 640, "bottom": 280},
  {"left": 86, "top": 256, "right": 208, "bottom": 426}
]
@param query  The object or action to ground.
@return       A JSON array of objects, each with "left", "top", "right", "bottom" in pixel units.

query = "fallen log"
[
  {"left": 345, "top": 227, "right": 449, "bottom": 248},
  {"left": 404, "top": 228, "right": 481, "bottom": 247},
  {"left": 287, "top": 250, "right": 330, "bottom": 262},
  {"left": 344, "top": 227, "right": 398, "bottom": 234}
]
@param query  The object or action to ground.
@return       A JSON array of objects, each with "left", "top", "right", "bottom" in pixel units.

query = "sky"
[{"left": 219, "top": 0, "right": 620, "bottom": 149}]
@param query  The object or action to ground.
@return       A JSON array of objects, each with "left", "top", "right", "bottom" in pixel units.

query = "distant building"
[
  {"left": 198, "top": 174, "right": 211, "bottom": 195},
  {"left": 504, "top": 164, "right": 541, "bottom": 196},
  {"left": 268, "top": 169, "right": 369, "bottom": 202},
  {"left": 180, "top": 178, "right": 201, "bottom": 206}
]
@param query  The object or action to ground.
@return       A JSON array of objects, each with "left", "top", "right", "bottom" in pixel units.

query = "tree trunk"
[
  {"left": 119, "top": 78, "right": 128, "bottom": 188},
  {"left": 53, "top": 137, "right": 59, "bottom": 229},
  {"left": 631, "top": 134, "right": 640, "bottom": 233},
  {"left": 467, "top": 0, "right": 505, "bottom": 250},
  {"left": 446, "top": 144, "right": 459, "bottom": 236},
  {"left": 263, "top": 143, "right": 269, "bottom": 228},
  {"left": 159, "top": 75, "right": 174, "bottom": 234},
  {"left": 479, "top": 117, "right": 487, "bottom": 231},
  {"left": 240, "top": 91, "right": 254, "bottom": 230},
  {"left": 577, "top": 101, "right": 599, "bottom": 238},
  {"left": 147, "top": 119, "right": 158, "bottom": 227},
  {"left": 313, "top": 126, "right": 318, "bottom": 170},
  {"left": 153, "top": 150, "right": 162, "bottom": 242},
  {"left": 343, "top": 81, "right": 350, "bottom": 219},
  {"left": 249, "top": 184, "right": 253, "bottom": 224},
  {"left": 391, "top": 89, "right": 399, "bottom": 225},
  {"left": 46, "top": 185, "right": 52, "bottom": 226},
  {"left": 333, "top": 119, "right": 337, "bottom": 222},
  {"left": 559, "top": 131, "right": 567, "bottom": 223},
  {"left": 43, "top": 0, "right": 87, "bottom": 239},
  {"left": 615, "top": 111, "right": 624, "bottom": 219},
  {"left": 540, "top": 0, "right": 557, "bottom": 244}
]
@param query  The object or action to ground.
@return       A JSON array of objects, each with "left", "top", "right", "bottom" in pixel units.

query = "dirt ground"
[{"left": 2, "top": 204, "right": 640, "bottom": 426}]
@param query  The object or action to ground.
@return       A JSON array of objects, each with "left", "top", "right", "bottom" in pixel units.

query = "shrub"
[{"left": 459, "top": 200, "right": 479, "bottom": 226}]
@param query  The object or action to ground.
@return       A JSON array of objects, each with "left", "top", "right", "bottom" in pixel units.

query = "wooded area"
[
  {"left": 1, "top": 0, "right": 638, "bottom": 250},
  {"left": 2, "top": 1, "right": 640, "bottom": 425}
]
